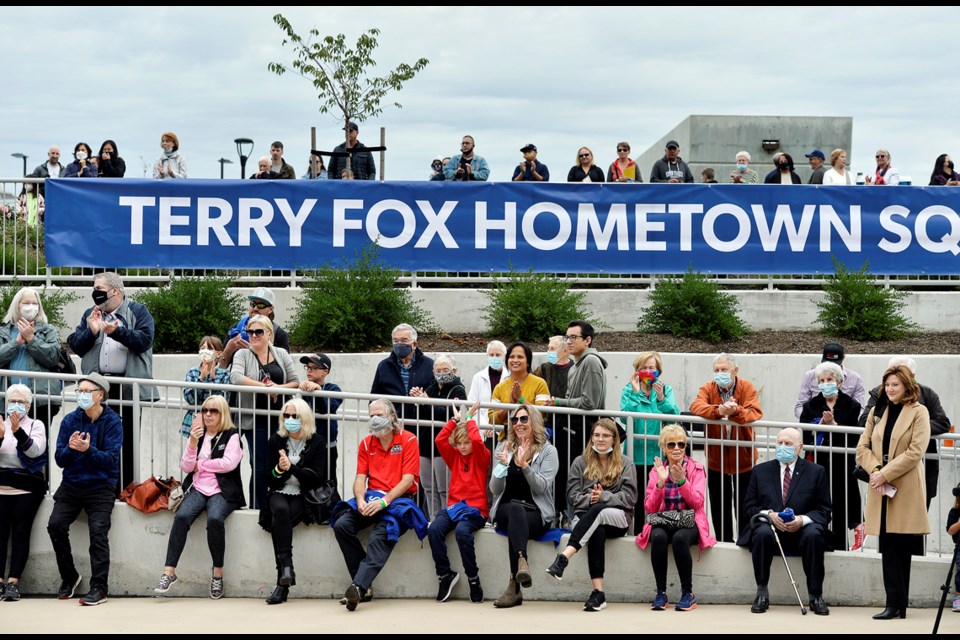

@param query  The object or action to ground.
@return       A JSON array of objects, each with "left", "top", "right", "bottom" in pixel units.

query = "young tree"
[{"left": 268, "top": 14, "right": 429, "bottom": 177}]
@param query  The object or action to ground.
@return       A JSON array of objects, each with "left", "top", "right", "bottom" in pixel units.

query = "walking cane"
[{"left": 752, "top": 512, "right": 807, "bottom": 615}]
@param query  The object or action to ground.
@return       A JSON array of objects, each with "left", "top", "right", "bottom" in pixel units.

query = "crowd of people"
[{"left": 0, "top": 281, "right": 953, "bottom": 617}]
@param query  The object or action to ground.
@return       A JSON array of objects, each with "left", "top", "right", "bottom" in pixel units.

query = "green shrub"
[
  {"left": 289, "top": 243, "right": 435, "bottom": 352},
  {"left": 132, "top": 277, "right": 246, "bottom": 353},
  {"left": 639, "top": 267, "right": 749, "bottom": 343},
  {"left": 483, "top": 268, "right": 596, "bottom": 342},
  {"left": 0, "top": 223, "right": 47, "bottom": 276},
  {"left": 0, "top": 280, "right": 79, "bottom": 330},
  {"left": 816, "top": 257, "right": 918, "bottom": 341}
]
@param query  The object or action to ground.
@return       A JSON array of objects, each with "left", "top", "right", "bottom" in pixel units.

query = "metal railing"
[{"left": 4, "top": 368, "right": 956, "bottom": 558}]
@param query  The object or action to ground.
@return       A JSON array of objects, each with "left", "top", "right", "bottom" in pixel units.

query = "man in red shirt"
[
  {"left": 427, "top": 401, "right": 491, "bottom": 604},
  {"left": 333, "top": 398, "right": 421, "bottom": 611}
]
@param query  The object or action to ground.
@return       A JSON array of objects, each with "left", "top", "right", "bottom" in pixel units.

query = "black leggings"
[
  {"left": 268, "top": 492, "right": 306, "bottom": 573},
  {"left": 649, "top": 525, "right": 699, "bottom": 593},
  {"left": 495, "top": 502, "right": 547, "bottom": 574},
  {"left": 0, "top": 492, "right": 44, "bottom": 580},
  {"left": 568, "top": 504, "right": 629, "bottom": 579}
]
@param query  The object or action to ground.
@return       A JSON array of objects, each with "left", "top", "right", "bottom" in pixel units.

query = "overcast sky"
[{"left": 3, "top": 8, "right": 957, "bottom": 183}]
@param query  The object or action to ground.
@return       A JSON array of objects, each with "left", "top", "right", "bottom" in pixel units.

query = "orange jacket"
[{"left": 689, "top": 377, "right": 763, "bottom": 474}]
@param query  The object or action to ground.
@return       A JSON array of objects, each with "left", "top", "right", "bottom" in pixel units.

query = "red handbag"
[{"left": 119, "top": 476, "right": 181, "bottom": 514}]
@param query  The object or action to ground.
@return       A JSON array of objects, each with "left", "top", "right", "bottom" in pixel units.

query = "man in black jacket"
[
  {"left": 328, "top": 122, "right": 377, "bottom": 180},
  {"left": 649, "top": 140, "right": 694, "bottom": 183},
  {"left": 858, "top": 356, "right": 951, "bottom": 510}
]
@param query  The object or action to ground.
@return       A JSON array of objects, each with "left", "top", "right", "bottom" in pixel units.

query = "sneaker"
[
  {"left": 57, "top": 574, "right": 82, "bottom": 600},
  {"left": 651, "top": 590, "right": 669, "bottom": 610},
  {"left": 676, "top": 591, "right": 697, "bottom": 611},
  {"left": 436, "top": 571, "right": 459, "bottom": 602},
  {"left": 153, "top": 573, "right": 178, "bottom": 595},
  {"left": 209, "top": 575, "right": 224, "bottom": 600},
  {"left": 79, "top": 587, "right": 107, "bottom": 606},
  {"left": 546, "top": 554, "right": 569, "bottom": 581},
  {"left": 339, "top": 588, "right": 373, "bottom": 605},
  {"left": 344, "top": 583, "right": 362, "bottom": 612},
  {"left": 952, "top": 594, "right": 960, "bottom": 612},
  {"left": 583, "top": 589, "right": 606, "bottom": 612},
  {"left": 468, "top": 576, "right": 483, "bottom": 604},
  {"left": 2, "top": 582, "right": 20, "bottom": 602},
  {"left": 852, "top": 523, "right": 865, "bottom": 551}
]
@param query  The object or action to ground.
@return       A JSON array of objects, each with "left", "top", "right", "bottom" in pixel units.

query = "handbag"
[
  {"left": 303, "top": 479, "right": 341, "bottom": 525},
  {"left": 852, "top": 464, "right": 870, "bottom": 483},
  {"left": 166, "top": 482, "right": 185, "bottom": 513},
  {"left": 119, "top": 476, "right": 181, "bottom": 514},
  {"left": 645, "top": 508, "right": 695, "bottom": 531}
]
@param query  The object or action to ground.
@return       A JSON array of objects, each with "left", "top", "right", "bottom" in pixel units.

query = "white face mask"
[
  {"left": 76, "top": 152, "right": 88, "bottom": 161},
  {"left": 20, "top": 304, "right": 39, "bottom": 321},
  {"left": 199, "top": 348, "right": 216, "bottom": 363},
  {"left": 592, "top": 445, "right": 614, "bottom": 455},
  {"left": 25, "top": 184, "right": 33, "bottom": 193}
]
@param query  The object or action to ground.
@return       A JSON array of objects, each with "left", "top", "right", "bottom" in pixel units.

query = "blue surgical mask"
[
  {"left": 775, "top": 444, "right": 797, "bottom": 464},
  {"left": 713, "top": 372, "right": 732, "bottom": 388},
  {"left": 392, "top": 343, "right": 413, "bottom": 360},
  {"left": 546, "top": 351, "right": 559, "bottom": 364},
  {"left": 284, "top": 418, "right": 302, "bottom": 433},
  {"left": 818, "top": 381, "right": 839, "bottom": 398},
  {"left": 77, "top": 392, "right": 95, "bottom": 410},
  {"left": 6, "top": 402, "right": 26, "bottom": 418},
  {"left": 737, "top": 163, "right": 747, "bottom": 171},
  {"left": 488, "top": 356, "right": 503, "bottom": 371}
]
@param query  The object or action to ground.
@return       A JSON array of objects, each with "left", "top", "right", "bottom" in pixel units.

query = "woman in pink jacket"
[{"left": 636, "top": 424, "right": 716, "bottom": 612}]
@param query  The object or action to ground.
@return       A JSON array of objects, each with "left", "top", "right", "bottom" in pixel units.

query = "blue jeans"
[
  {"left": 428, "top": 509, "right": 486, "bottom": 578},
  {"left": 164, "top": 489, "right": 236, "bottom": 568}
]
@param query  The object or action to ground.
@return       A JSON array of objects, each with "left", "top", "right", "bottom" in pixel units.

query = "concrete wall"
[{"left": 53, "top": 286, "right": 960, "bottom": 337}]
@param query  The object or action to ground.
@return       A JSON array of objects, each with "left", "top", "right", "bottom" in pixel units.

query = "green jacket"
[{"left": 619, "top": 382, "right": 679, "bottom": 465}]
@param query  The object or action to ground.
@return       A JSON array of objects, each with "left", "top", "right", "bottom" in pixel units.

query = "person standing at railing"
[
  {"left": 153, "top": 131, "right": 187, "bottom": 179},
  {"left": 370, "top": 324, "right": 435, "bottom": 442},
  {"left": 467, "top": 340, "right": 506, "bottom": 429},
  {"left": 67, "top": 272, "right": 158, "bottom": 494},
  {"left": 0, "top": 286, "right": 62, "bottom": 435},
  {"left": 181, "top": 336, "right": 232, "bottom": 437},
  {"left": 31, "top": 146, "right": 63, "bottom": 196},
  {"left": 689, "top": 353, "right": 763, "bottom": 543},
  {"left": 14, "top": 179, "right": 44, "bottom": 228},
  {"left": 0, "top": 384, "right": 47, "bottom": 602},
  {"left": 799, "top": 361, "right": 864, "bottom": 551},
  {"left": 620, "top": 351, "right": 679, "bottom": 528},
  {"left": 298, "top": 353, "right": 342, "bottom": 488},
  {"left": 229, "top": 315, "right": 299, "bottom": 510},
  {"left": 793, "top": 342, "right": 865, "bottom": 419},
  {"left": 219, "top": 288, "right": 291, "bottom": 369},
  {"left": 490, "top": 342, "right": 550, "bottom": 429},
  {"left": 533, "top": 336, "right": 573, "bottom": 405},
  {"left": 46, "top": 372, "right": 121, "bottom": 606},
  {"left": 95, "top": 140, "right": 126, "bottom": 178},
  {"left": 61, "top": 142, "right": 98, "bottom": 178}
]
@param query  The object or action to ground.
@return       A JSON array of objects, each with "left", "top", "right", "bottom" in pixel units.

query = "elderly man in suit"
[{"left": 737, "top": 427, "right": 832, "bottom": 616}]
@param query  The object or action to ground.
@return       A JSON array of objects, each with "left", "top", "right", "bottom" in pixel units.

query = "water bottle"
[
  {"left": 778, "top": 507, "right": 795, "bottom": 523},
  {"left": 856, "top": 172, "right": 865, "bottom": 186}
]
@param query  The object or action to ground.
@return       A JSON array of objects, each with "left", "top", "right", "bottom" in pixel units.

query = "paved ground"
[{"left": 6, "top": 596, "right": 958, "bottom": 633}]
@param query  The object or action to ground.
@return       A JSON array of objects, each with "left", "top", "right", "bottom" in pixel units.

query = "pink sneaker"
[{"left": 851, "top": 523, "right": 865, "bottom": 551}]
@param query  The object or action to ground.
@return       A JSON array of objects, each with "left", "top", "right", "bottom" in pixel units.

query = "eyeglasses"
[
  {"left": 579, "top": 153, "right": 591, "bottom": 158},
  {"left": 305, "top": 365, "right": 327, "bottom": 372},
  {"left": 509, "top": 415, "right": 530, "bottom": 425},
  {"left": 617, "top": 148, "right": 629, "bottom": 152},
  {"left": 201, "top": 408, "right": 221, "bottom": 415},
  {"left": 250, "top": 301, "right": 271, "bottom": 310},
  {"left": 77, "top": 387, "right": 99, "bottom": 394},
  {"left": 282, "top": 412, "right": 299, "bottom": 419},
  {"left": 665, "top": 441, "right": 686, "bottom": 450},
  {"left": 248, "top": 328, "right": 267, "bottom": 337},
  {"left": 563, "top": 334, "right": 582, "bottom": 342}
]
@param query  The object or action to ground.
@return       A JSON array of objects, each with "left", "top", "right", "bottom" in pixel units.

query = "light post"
[
  {"left": 234, "top": 138, "right": 254, "bottom": 179},
  {"left": 11, "top": 153, "right": 28, "bottom": 176},
  {"left": 218, "top": 157, "right": 233, "bottom": 179}
]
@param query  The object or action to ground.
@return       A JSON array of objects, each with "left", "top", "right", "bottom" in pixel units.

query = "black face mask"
[
  {"left": 778, "top": 162, "right": 790, "bottom": 171},
  {"left": 92, "top": 289, "right": 110, "bottom": 306}
]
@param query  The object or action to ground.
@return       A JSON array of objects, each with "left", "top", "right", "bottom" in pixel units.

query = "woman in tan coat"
[{"left": 856, "top": 365, "right": 930, "bottom": 620}]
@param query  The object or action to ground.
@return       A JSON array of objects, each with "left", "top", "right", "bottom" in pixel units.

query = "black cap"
[
  {"left": 520, "top": 143, "right": 537, "bottom": 153},
  {"left": 822, "top": 343, "right": 844, "bottom": 363},
  {"left": 666, "top": 140, "right": 680, "bottom": 149},
  {"left": 300, "top": 353, "right": 332, "bottom": 370},
  {"left": 343, "top": 122, "right": 359, "bottom": 132}
]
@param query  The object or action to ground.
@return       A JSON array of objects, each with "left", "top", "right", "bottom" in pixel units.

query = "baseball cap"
[
  {"left": 300, "top": 353, "right": 332, "bottom": 370},
  {"left": 343, "top": 122, "right": 359, "bottom": 132},
  {"left": 805, "top": 149, "right": 825, "bottom": 160},
  {"left": 822, "top": 342, "right": 844, "bottom": 363},
  {"left": 666, "top": 140, "right": 680, "bottom": 149},
  {"left": 520, "top": 143, "right": 537, "bottom": 153},
  {"left": 78, "top": 372, "right": 110, "bottom": 394},
  {"left": 248, "top": 287, "right": 276, "bottom": 307}
]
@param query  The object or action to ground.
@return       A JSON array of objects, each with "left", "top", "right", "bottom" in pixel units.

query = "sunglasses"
[
  {"left": 665, "top": 441, "right": 686, "bottom": 450},
  {"left": 248, "top": 328, "right": 267, "bottom": 337},
  {"left": 201, "top": 408, "right": 221, "bottom": 415},
  {"left": 250, "top": 300, "right": 272, "bottom": 310},
  {"left": 509, "top": 415, "right": 530, "bottom": 425},
  {"left": 876, "top": 155, "right": 887, "bottom": 159},
  {"left": 617, "top": 148, "right": 629, "bottom": 152},
  {"left": 579, "top": 153, "right": 591, "bottom": 158},
  {"left": 282, "top": 412, "right": 298, "bottom": 419}
]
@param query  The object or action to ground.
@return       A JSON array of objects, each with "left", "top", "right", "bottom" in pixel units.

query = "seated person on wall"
[
  {"left": 489, "top": 404, "right": 558, "bottom": 609},
  {"left": 330, "top": 398, "right": 427, "bottom": 612},
  {"left": 410, "top": 353, "right": 468, "bottom": 519},
  {"left": 688, "top": 353, "right": 762, "bottom": 543},
  {"left": 636, "top": 424, "right": 716, "bottom": 613},
  {"left": 151, "top": 395, "right": 243, "bottom": 600},
  {"left": 545, "top": 418, "right": 638, "bottom": 613},
  {"left": 428, "top": 401, "right": 490, "bottom": 604},
  {"left": 737, "top": 427, "right": 832, "bottom": 616}
]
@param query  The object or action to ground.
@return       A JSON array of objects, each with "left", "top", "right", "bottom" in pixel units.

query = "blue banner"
[{"left": 45, "top": 179, "right": 960, "bottom": 274}]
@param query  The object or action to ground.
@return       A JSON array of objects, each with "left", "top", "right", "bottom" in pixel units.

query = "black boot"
[
  {"left": 266, "top": 585, "right": 289, "bottom": 605},
  {"left": 279, "top": 557, "right": 296, "bottom": 587}
]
